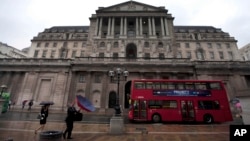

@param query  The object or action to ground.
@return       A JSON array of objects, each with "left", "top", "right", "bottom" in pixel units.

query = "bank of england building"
[{"left": 0, "top": 1, "right": 249, "bottom": 113}]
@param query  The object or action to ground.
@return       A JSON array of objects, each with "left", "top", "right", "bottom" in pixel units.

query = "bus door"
[
  {"left": 181, "top": 100, "right": 195, "bottom": 121},
  {"left": 133, "top": 100, "right": 147, "bottom": 120}
]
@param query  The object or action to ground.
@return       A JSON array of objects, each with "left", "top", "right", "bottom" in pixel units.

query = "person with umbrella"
[
  {"left": 63, "top": 102, "right": 80, "bottom": 139},
  {"left": 35, "top": 104, "right": 49, "bottom": 134}
]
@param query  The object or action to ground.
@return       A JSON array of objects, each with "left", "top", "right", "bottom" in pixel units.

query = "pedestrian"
[
  {"left": 35, "top": 105, "right": 49, "bottom": 134},
  {"left": 28, "top": 100, "right": 33, "bottom": 111},
  {"left": 22, "top": 100, "right": 27, "bottom": 110},
  {"left": 8, "top": 100, "right": 11, "bottom": 110},
  {"left": 63, "top": 103, "right": 79, "bottom": 139}
]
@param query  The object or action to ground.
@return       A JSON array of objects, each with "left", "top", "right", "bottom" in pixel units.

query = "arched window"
[
  {"left": 158, "top": 42, "right": 163, "bottom": 48},
  {"left": 100, "top": 42, "right": 105, "bottom": 47},
  {"left": 113, "top": 42, "right": 119, "bottom": 48},
  {"left": 144, "top": 42, "right": 149, "bottom": 48}
]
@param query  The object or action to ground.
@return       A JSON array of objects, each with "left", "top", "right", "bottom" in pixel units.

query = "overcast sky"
[{"left": 0, "top": 0, "right": 249, "bottom": 50}]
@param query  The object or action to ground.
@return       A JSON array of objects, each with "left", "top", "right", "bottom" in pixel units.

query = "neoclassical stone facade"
[{"left": 0, "top": 1, "right": 249, "bottom": 113}]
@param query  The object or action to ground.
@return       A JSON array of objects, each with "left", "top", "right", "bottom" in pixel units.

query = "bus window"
[
  {"left": 209, "top": 83, "right": 221, "bottom": 90},
  {"left": 146, "top": 82, "right": 153, "bottom": 89},
  {"left": 185, "top": 83, "right": 194, "bottom": 90},
  {"left": 154, "top": 82, "right": 161, "bottom": 89},
  {"left": 195, "top": 83, "right": 207, "bottom": 90},
  {"left": 148, "top": 100, "right": 162, "bottom": 109},
  {"left": 167, "top": 83, "right": 175, "bottom": 89},
  {"left": 176, "top": 83, "right": 185, "bottom": 90},
  {"left": 162, "top": 100, "right": 177, "bottom": 109},
  {"left": 161, "top": 82, "right": 168, "bottom": 89},
  {"left": 198, "top": 100, "right": 220, "bottom": 110},
  {"left": 135, "top": 82, "right": 145, "bottom": 89}
]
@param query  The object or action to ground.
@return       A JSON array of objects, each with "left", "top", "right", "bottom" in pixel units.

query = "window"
[
  {"left": 144, "top": 53, "right": 150, "bottom": 60},
  {"left": 71, "top": 50, "right": 76, "bottom": 58},
  {"left": 135, "top": 82, "right": 145, "bottom": 89},
  {"left": 219, "top": 51, "right": 224, "bottom": 59},
  {"left": 162, "top": 100, "right": 177, "bottom": 109},
  {"left": 45, "top": 42, "right": 49, "bottom": 47},
  {"left": 99, "top": 52, "right": 105, "bottom": 58},
  {"left": 176, "top": 43, "right": 181, "bottom": 48},
  {"left": 113, "top": 42, "right": 119, "bottom": 48},
  {"left": 196, "top": 43, "right": 201, "bottom": 48},
  {"left": 207, "top": 43, "right": 212, "bottom": 48},
  {"left": 196, "top": 51, "right": 204, "bottom": 60},
  {"left": 158, "top": 42, "right": 163, "bottom": 48},
  {"left": 73, "top": 42, "right": 78, "bottom": 47},
  {"left": 226, "top": 43, "right": 230, "bottom": 49},
  {"left": 37, "top": 42, "right": 41, "bottom": 47},
  {"left": 176, "top": 83, "right": 185, "bottom": 89},
  {"left": 34, "top": 50, "right": 39, "bottom": 58},
  {"left": 148, "top": 100, "right": 162, "bottom": 109},
  {"left": 144, "top": 42, "right": 149, "bottom": 48},
  {"left": 194, "top": 83, "right": 207, "bottom": 90},
  {"left": 159, "top": 53, "right": 164, "bottom": 59},
  {"left": 228, "top": 51, "right": 233, "bottom": 60},
  {"left": 209, "top": 52, "right": 214, "bottom": 60},
  {"left": 113, "top": 53, "right": 118, "bottom": 59},
  {"left": 100, "top": 42, "right": 105, "bottom": 47},
  {"left": 53, "top": 42, "right": 57, "bottom": 47},
  {"left": 209, "top": 83, "right": 221, "bottom": 90},
  {"left": 146, "top": 82, "right": 153, "bottom": 89},
  {"left": 82, "top": 42, "right": 86, "bottom": 47},
  {"left": 80, "top": 51, "right": 84, "bottom": 57},
  {"left": 198, "top": 101, "right": 220, "bottom": 110},
  {"left": 42, "top": 50, "right": 47, "bottom": 58},
  {"left": 186, "top": 51, "right": 191, "bottom": 58},
  {"left": 51, "top": 50, "right": 55, "bottom": 58},
  {"left": 217, "top": 43, "right": 221, "bottom": 49},
  {"left": 177, "top": 52, "right": 182, "bottom": 58},
  {"left": 185, "top": 43, "right": 190, "bottom": 48},
  {"left": 79, "top": 74, "right": 85, "bottom": 83},
  {"left": 94, "top": 75, "right": 101, "bottom": 83}
]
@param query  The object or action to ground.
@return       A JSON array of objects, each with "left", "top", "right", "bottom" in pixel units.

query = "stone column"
[
  {"left": 98, "top": 18, "right": 103, "bottom": 37},
  {"left": 107, "top": 17, "right": 111, "bottom": 36},
  {"left": 161, "top": 17, "right": 165, "bottom": 36},
  {"left": 95, "top": 17, "right": 99, "bottom": 36},
  {"left": 152, "top": 17, "right": 156, "bottom": 36},
  {"left": 124, "top": 17, "right": 127, "bottom": 36},
  {"left": 120, "top": 17, "right": 123, "bottom": 36},
  {"left": 148, "top": 17, "right": 152, "bottom": 36},
  {"left": 139, "top": 17, "right": 143, "bottom": 36},
  {"left": 164, "top": 18, "right": 169, "bottom": 35},
  {"left": 136, "top": 17, "right": 139, "bottom": 36},
  {"left": 111, "top": 17, "right": 115, "bottom": 37}
]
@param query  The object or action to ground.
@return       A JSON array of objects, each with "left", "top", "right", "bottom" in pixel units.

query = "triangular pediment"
[{"left": 97, "top": 1, "right": 167, "bottom": 13}]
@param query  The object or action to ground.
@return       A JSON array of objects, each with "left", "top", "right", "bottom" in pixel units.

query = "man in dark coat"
[{"left": 63, "top": 103, "right": 77, "bottom": 139}]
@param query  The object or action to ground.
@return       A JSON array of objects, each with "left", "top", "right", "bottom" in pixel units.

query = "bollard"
[{"left": 39, "top": 130, "right": 62, "bottom": 141}]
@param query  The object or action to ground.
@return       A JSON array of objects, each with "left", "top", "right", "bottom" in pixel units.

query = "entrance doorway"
[
  {"left": 126, "top": 43, "right": 137, "bottom": 59},
  {"left": 181, "top": 100, "right": 195, "bottom": 121}
]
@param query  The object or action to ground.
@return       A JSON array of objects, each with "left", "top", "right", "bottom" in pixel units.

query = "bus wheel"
[
  {"left": 152, "top": 114, "right": 161, "bottom": 123},
  {"left": 203, "top": 114, "right": 213, "bottom": 124}
]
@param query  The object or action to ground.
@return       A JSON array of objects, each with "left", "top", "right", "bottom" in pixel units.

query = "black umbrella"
[{"left": 39, "top": 101, "right": 54, "bottom": 105}]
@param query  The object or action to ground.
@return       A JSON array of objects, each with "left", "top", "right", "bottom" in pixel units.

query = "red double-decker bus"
[{"left": 128, "top": 79, "right": 233, "bottom": 123}]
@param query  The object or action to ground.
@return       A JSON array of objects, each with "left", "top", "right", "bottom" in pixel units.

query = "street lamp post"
[{"left": 108, "top": 68, "right": 129, "bottom": 116}]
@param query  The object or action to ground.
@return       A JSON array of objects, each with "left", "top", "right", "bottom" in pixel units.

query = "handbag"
[
  {"left": 74, "top": 112, "right": 83, "bottom": 121},
  {"left": 37, "top": 113, "right": 41, "bottom": 119}
]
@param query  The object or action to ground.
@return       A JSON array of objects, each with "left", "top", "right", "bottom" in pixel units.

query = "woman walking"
[{"left": 35, "top": 105, "right": 49, "bottom": 134}]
